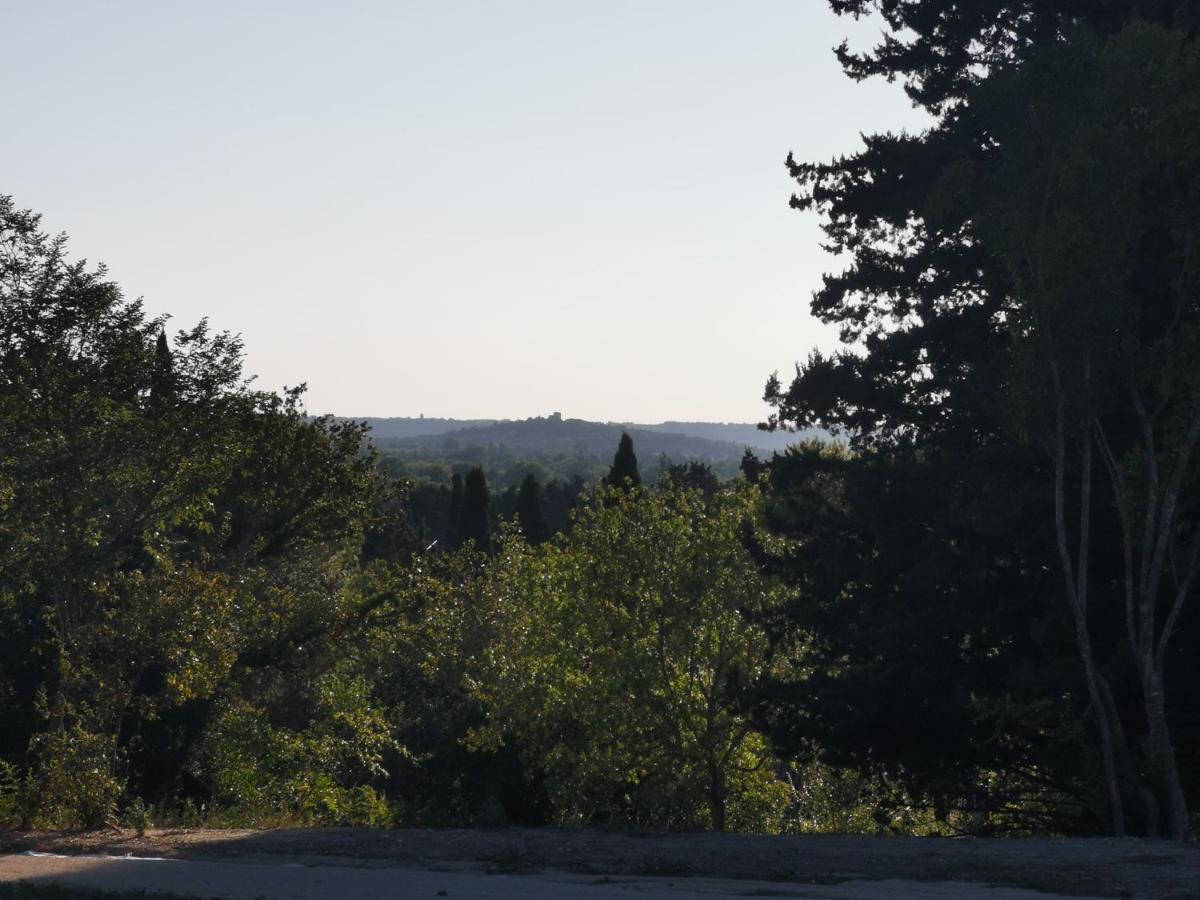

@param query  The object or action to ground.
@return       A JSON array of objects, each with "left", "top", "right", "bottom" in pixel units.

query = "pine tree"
[
  {"left": 514, "top": 473, "right": 549, "bottom": 545},
  {"left": 606, "top": 432, "right": 640, "bottom": 490},
  {"left": 458, "top": 467, "right": 491, "bottom": 552}
]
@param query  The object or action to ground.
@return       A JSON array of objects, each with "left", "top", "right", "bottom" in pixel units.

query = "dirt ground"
[
  {"left": 1, "top": 828, "right": 1198, "bottom": 899},
  {"left": 0, "top": 853, "right": 1124, "bottom": 899}
]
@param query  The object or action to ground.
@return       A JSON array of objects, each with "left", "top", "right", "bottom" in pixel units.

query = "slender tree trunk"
[
  {"left": 1052, "top": 371, "right": 1126, "bottom": 835},
  {"left": 1130, "top": 403, "right": 1200, "bottom": 840},
  {"left": 1142, "top": 665, "right": 1188, "bottom": 839},
  {"left": 1075, "top": 624, "right": 1126, "bottom": 836},
  {"left": 1097, "top": 410, "right": 1194, "bottom": 839},
  {"left": 708, "top": 762, "right": 727, "bottom": 833}
]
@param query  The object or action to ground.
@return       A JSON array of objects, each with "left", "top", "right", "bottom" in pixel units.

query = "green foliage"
[
  {"left": 0, "top": 760, "right": 20, "bottom": 828},
  {"left": 0, "top": 196, "right": 401, "bottom": 828},
  {"left": 481, "top": 484, "right": 791, "bottom": 831},
  {"left": 26, "top": 726, "right": 121, "bottom": 829},
  {"left": 781, "top": 761, "right": 955, "bottom": 836},
  {"left": 783, "top": 761, "right": 880, "bottom": 835},
  {"left": 123, "top": 795, "right": 152, "bottom": 836},
  {"left": 356, "top": 544, "right": 551, "bottom": 826},
  {"left": 0, "top": 233, "right": 799, "bottom": 839},
  {"left": 195, "top": 672, "right": 395, "bottom": 826}
]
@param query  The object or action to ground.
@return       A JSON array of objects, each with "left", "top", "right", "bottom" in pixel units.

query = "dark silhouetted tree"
[
  {"left": 740, "top": 449, "right": 766, "bottom": 482},
  {"left": 661, "top": 461, "right": 719, "bottom": 498},
  {"left": 515, "top": 473, "right": 549, "bottom": 545},
  {"left": 150, "top": 330, "right": 175, "bottom": 406},
  {"left": 952, "top": 24, "right": 1200, "bottom": 839},
  {"left": 758, "top": 1, "right": 1200, "bottom": 839},
  {"left": 458, "top": 467, "right": 491, "bottom": 552},
  {"left": 448, "top": 472, "right": 464, "bottom": 548},
  {"left": 543, "top": 476, "right": 586, "bottom": 538},
  {"left": 606, "top": 432, "right": 640, "bottom": 490}
]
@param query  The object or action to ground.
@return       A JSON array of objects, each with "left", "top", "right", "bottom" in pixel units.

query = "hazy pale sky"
[{"left": 2, "top": 1, "right": 923, "bottom": 422}]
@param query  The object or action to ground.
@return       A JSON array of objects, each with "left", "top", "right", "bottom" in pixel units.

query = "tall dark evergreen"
[
  {"left": 607, "top": 432, "right": 641, "bottom": 490},
  {"left": 755, "top": 0, "right": 1200, "bottom": 839},
  {"left": 514, "top": 473, "right": 549, "bottom": 545},
  {"left": 150, "top": 330, "right": 175, "bottom": 405},
  {"left": 448, "top": 472, "right": 464, "bottom": 548},
  {"left": 457, "top": 467, "right": 491, "bottom": 552}
]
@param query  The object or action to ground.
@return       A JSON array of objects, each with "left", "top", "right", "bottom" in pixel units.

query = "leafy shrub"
[
  {"left": 0, "top": 760, "right": 19, "bottom": 827},
  {"left": 27, "top": 727, "right": 121, "bottom": 829},
  {"left": 122, "top": 795, "right": 152, "bottom": 836},
  {"left": 195, "top": 674, "right": 394, "bottom": 826}
]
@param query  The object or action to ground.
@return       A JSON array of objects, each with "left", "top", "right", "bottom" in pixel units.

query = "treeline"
[
  {"left": 3, "top": 0, "right": 1200, "bottom": 841},
  {"left": 371, "top": 415, "right": 759, "bottom": 466},
  {"left": 0, "top": 196, "right": 785, "bottom": 831},
  {"left": 380, "top": 445, "right": 727, "bottom": 554}
]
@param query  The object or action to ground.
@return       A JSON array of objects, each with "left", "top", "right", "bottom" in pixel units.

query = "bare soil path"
[{"left": 1, "top": 828, "right": 1197, "bottom": 899}]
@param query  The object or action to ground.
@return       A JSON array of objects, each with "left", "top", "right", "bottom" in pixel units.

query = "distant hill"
[
  {"left": 634, "top": 421, "right": 815, "bottom": 454},
  {"left": 349, "top": 414, "right": 819, "bottom": 457},
  {"left": 389, "top": 417, "right": 746, "bottom": 463},
  {"left": 341, "top": 416, "right": 497, "bottom": 440}
]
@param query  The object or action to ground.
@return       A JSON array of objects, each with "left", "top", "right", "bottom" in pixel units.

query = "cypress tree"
[
  {"left": 514, "top": 473, "right": 549, "bottom": 545},
  {"left": 607, "top": 432, "right": 641, "bottom": 490},
  {"left": 447, "top": 472, "right": 464, "bottom": 548},
  {"left": 150, "top": 330, "right": 175, "bottom": 406},
  {"left": 458, "top": 467, "right": 491, "bottom": 552}
]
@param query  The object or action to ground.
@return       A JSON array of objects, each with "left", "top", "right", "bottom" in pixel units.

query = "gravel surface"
[
  {"left": 0, "top": 853, "right": 1118, "bottom": 899},
  {"left": 1, "top": 828, "right": 1197, "bottom": 898}
]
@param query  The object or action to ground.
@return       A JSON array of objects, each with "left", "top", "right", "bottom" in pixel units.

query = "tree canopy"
[{"left": 759, "top": 3, "right": 1200, "bottom": 838}]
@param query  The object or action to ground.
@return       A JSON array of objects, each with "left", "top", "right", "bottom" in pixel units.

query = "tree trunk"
[
  {"left": 1052, "top": 375, "right": 1126, "bottom": 835},
  {"left": 1142, "top": 665, "right": 1188, "bottom": 840},
  {"left": 1075, "top": 626, "right": 1126, "bottom": 836},
  {"left": 708, "top": 762, "right": 727, "bottom": 833},
  {"left": 1128, "top": 404, "right": 1200, "bottom": 840}
]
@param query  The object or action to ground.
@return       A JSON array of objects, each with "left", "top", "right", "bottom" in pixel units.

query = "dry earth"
[{"left": 1, "top": 828, "right": 1198, "bottom": 899}]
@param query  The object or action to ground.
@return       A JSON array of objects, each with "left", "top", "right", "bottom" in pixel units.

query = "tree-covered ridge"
[
  {"left": 348, "top": 417, "right": 499, "bottom": 441},
  {"left": 356, "top": 416, "right": 814, "bottom": 455},
  {"left": 371, "top": 415, "right": 802, "bottom": 463}
]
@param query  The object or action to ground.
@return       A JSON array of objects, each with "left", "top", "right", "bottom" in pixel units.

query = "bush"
[
  {"left": 26, "top": 728, "right": 121, "bottom": 829},
  {"left": 0, "top": 760, "right": 19, "bottom": 828}
]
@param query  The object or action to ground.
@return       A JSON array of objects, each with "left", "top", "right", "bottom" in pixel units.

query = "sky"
[{"left": 2, "top": 1, "right": 925, "bottom": 423}]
